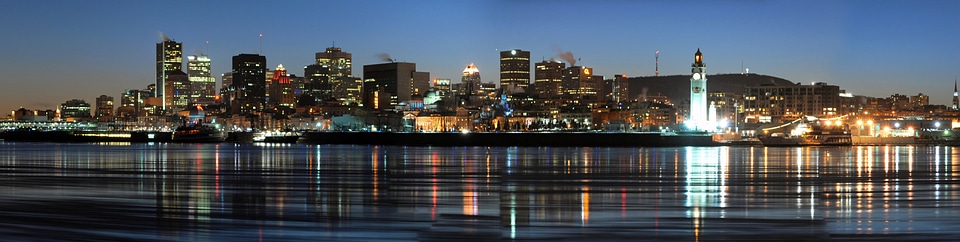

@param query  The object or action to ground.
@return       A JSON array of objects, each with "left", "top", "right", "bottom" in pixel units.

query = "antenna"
[
  {"left": 259, "top": 33, "right": 263, "bottom": 55},
  {"left": 655, "top": 50, "right": 659, "bottom": 77},
  {"left": 205, "top": 40, "right": 209, "bottom": 56}
]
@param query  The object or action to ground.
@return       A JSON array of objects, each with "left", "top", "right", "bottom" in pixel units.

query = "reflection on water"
[{"left": 0, "top": 142, "right": 958, "bottom": 241}]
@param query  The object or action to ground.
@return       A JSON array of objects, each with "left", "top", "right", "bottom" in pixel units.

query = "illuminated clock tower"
[{"left": 689, "top": 49, "right": 709, "bottom": 131}]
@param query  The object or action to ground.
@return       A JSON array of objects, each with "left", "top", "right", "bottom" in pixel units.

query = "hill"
[{"left": 626, "top": 74, "right": 795, "bottom": 103}]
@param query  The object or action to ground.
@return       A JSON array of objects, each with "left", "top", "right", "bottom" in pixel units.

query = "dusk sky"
[{"left": 1, "top": 0, "right": 958, "bottom": 114}]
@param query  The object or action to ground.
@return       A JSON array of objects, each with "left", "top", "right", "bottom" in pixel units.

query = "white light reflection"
[{"left": 684, "top": 146, "right": 728, "bottom": 231}]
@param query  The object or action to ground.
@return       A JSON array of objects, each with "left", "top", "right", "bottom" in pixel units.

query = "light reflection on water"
[{"left": 0, "top": 142, "right": 958, "bottom": 241}]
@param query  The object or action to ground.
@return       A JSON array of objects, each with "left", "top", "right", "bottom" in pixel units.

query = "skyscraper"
[
  {"left": 314, "top": 47, "right": 354, "bottom": 105},
  {"left": 315, "top": 47, "right": 352, "bottom": 77},
  {"left": 499, "top": 49, "right": 530, "bottom": 95},
  {"left": 156, "top": 39, "right": 182, "bottom": 113},
  {"left": 534, "top": 60, "right": 564, "bottom": 100},
  {"left": 231, "top": 54, "right": 267, "bottom": 115},
  {"left": 304, "top": 64, "right": 332, "bottom": 102},
  {"left": 362, "top": 62, "right": 423, "bottom": 110},
  {"left": 164, "top": 70, "right": 189, "bottom": 112},
  {"left": 187, "top": 55, "right": 217, "bottom": 105},
  {"left": 459, "top": 63, "right": 482, "bottom": 106},
  {"left": 95, "top": 95, "right": 114, "bottom": 122},
  {"left": 268, "top": 64, "right": 295, "bottom": 109}
]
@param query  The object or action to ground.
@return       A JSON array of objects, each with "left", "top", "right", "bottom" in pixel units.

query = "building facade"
[
  {"left": 499, "top": 49, "right": 530, "bottom": 95},
  {"left": 534, "top": 60, "right": 564, "bottom": 100},
  {"left": 743, "top": 82, "right": 841, "bottom": 123},
  {"left": 156, "top": 39, "right": 182, "bottom": 112},
  {"left": 187, "top": 55, "right": 217, "bottom": 105},
  {"left": 362, "top": 62, "right": 421, "bottom": 110},
  {"left": 231, "top": 54, "right": 267, "bottom": 115},
  {"left": 95, "top": 95, "right": 114, "bottom": 122},
  {"left": 268, "top": 65, "right": 295, "bottom": 109},
  {"left": 688, "top": 49, "right": 711, "bottom": 131}
]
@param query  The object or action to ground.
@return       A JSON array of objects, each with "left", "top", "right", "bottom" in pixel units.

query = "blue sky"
[{"left": 1, "top": 0, "right": 958, "bottom": 113}]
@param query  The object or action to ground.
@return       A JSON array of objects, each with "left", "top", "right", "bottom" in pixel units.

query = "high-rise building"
[
  {"left": 156, "top": 39, "right": 182, "bottom": 113},
  {"left": 413, "top": 71, "right": 430, "bottom": 97},
  {"left": 363, "top": 62, "right": 424, "bottom": 110},
  {"left": 304, "top": 64, "right": 332, "bottom": 102},
  {"left": 95, "top": 95, "right": 114, "bottom": 122},
  {"left": 315, "top": 47, "right": 352, "bottom": 78},
  {"left": 119, "top": 89, "right": 151, "bottom": 120},
  {"left": 434, "top": 78, "right": 452, "bottom": 100},
  {"left": 605, "top": 74, "right": 630, "bottom": 103},
  {"left": 562, "top": 66, "right": 594, "bottom": 99},
  {"left": 231, "top": 54, "right": 267, "bottom": 115},
  {"left": 743, "top": 82, "right": 841, "bottom": 124},
  {"left": 688, "top": 49, "right": 711, "bottom": 131},
  {"left": 534, "top": 60, "right": 564, "bottom": 100},
  {"left": 187, "top": 55, "right": 217, "bottom": 105},
  {"left": 309, "top": 47, "right": 355, "bottom": 105},
  {"left": 499, "top": 49, "right": 530, "bottom": 95},
  {"left": 60, "top": 99, "right": 91, "bottom": 120},
  {"left": 458, "top": 63, "right": 482, "bottom": 106},
  {"left": 164, "top": 70, "right": 190, "bottom": 112},
  {"left": 268, "top": 64, "right": 295, "bottom": 109}
]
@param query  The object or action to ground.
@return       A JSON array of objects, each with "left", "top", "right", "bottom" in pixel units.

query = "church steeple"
[{"left": 953, "top": 78, "right": 958, "bottom": 110}]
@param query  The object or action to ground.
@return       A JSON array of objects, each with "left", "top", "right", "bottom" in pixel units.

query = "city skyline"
[{"left": 1, "top": 0, "right": 958, "bottom": 114}]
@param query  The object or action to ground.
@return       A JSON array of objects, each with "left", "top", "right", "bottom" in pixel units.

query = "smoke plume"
[
  {"left": 157, "top": 31, "right": 171, "bottom": 41},
  {"left": 195, "top": 49, "right": 205, "bottom": 56},
  {"left": 552, "top": 46, "right": 576, "bottom": 66},
  {"left": 378, "top": 53, "right": 394, "bottom": 62}
]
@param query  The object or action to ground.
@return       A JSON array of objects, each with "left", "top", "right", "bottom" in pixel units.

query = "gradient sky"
[{"left": 1, "top": 0, "right": 958, "bottom": 114}]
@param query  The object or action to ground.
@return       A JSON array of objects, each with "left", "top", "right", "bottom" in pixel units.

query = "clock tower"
[{"left": 689, "top": 49, "right": 709, "bottom": 131}]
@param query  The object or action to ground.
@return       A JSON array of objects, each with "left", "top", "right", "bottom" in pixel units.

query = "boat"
[
  {"left": 253, "top": 130, "right": 302, "bottom": 143},
  {"left": 759, "top": 124, "right": 851, "bottom": 146},
  {"left": 171, "top": 123, "right": 226, "bottom": 143}
]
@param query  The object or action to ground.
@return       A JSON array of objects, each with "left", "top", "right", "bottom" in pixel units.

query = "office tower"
[
  {"left": 231, "top": 54, "right": 267, "bottom": 115},
  {"left": 268, "top": 64, "right": 295, "bottom": 109},
  {"left": 606, "top": 74, "right": 629, "bottom": 103},
  {"left": 187, "top": 55, "right": 217, "bottom": 105},
  {"left": 314, "top": 47, "right": 354, "bottom": 105},
  {"left": 534, "top": 60, "right": 564, "bottom": 100},
  {"left": 363, "top": 62, "right": 422, "bottom": 110},
  {"left": 458, "top": 63, "right": 482, "bottom": 106},
  {"left": 340, "top": 77, "right": 363, "bottom": 105},
  {"left": 156, "top": 39, "right": 182, "bottom": 112},
  {"left": 315, "top": 47, "right": 352, "bottom": 77},
  {"left": 119, "top": 89, "right": 151, "bottom": 119},
  {"left": 743, "top": 82, "right": 841, "bottom": 124},
  {"left": 95, "top": 95, "right": 114, "bottom": 122},
  {"left": 164, "top": 70, "right": 190, "bottom": 112},
  {"left": 562, "top": 66, "right": 593, "bottom": 99},
  {"left": 60, "top": 99, "right": 91, "bottom": 119},
  {"left": 499, "top": 49, "right": 530, "bottom": 95},
  {"left": 413, "top": 71, "right": 430, "bottom": 97},
  {"left": 434, "top": 78, "right": 452, "bottom": 100},
  {"left": 304, "top": 64, "right": 333, "bottom": 102}
]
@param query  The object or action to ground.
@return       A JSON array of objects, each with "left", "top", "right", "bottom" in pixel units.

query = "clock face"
[{"left": 693, "top": 73, "right": 701, "bottom": 80}]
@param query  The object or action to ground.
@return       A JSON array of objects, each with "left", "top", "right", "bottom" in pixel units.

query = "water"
[{"left": 0, "top": 142, "right": 958, "bottom": 241}]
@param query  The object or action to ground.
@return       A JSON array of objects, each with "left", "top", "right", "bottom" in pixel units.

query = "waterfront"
[{"left": 0, "top": 142, "right": 958, "bottom": 241}]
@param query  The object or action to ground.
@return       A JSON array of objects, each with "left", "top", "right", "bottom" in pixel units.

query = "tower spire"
[{"left": 953, "top": 77, "right": 958, "bottom": 110}]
